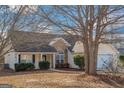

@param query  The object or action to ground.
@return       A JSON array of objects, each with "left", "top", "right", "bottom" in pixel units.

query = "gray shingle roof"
[{"left": 11, "top": 31, "right": 79, "bottom": 52}]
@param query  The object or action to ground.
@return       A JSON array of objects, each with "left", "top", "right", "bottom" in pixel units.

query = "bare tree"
[
  {"left": 0, "top": 5, "right": 52, "bottom": 64},
  {"left": 0, "top": 5, "right": 27, "bottom": 63},
  {"left": 36, "top": 5, "right": 124, "bottom": 75},
  {"left": 13, "top": 6, "right": 52, "bottom": 32}
]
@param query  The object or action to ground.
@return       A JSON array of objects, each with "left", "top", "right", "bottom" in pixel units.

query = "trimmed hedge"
[
  {"left": 61, "top": 63, "right": 69, "bottom": 68},
  {"left": 119, "top": 55, "right": 124, "bottom": 61},
  {"left": 39, "top": 61, "right": 50, "bottom": 70},
  {"left": 119, "top": 55, "right": 124, "bottom": 67},
  {"left": 74, "top": 55, "right": 85, "bottom": 70},
  {"left": 56, "top": 63, "right": 69, "bottom": 68},
  {"left": 15, "top": 63, "right": 35, "bottom": 72}
]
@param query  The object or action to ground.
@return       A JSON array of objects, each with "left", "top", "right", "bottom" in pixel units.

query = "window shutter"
[
  {"left": 32, "top": 54, "right": 35, "bottom": 64},
  {"left": 18, "top": 54, "right": 21, "bottom": 63}
]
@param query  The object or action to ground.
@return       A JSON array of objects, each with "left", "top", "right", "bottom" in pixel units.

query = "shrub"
[
  {"left": 119, "top": 55, "right": 124, "bottom": 61},
  {"left": 55, "top": 63, "right": 69, "bottom": 68},
  {"left": 61, "top": 63, "right": 69, "bottom": 68},
  {"left": 39, "top": 61, "right": 50, "bottom": 69},
  {"left": 15, "top": 63, "right": 35, "bottom": 72},
  {"left": 119, "top": 55, "right": 124, "bottom": 67},
  {"left": 55, "top": 63, "right": 61, "bottom": 68},
  {"left": 74, "top": 55, "right": 85, "bottom": 69}
]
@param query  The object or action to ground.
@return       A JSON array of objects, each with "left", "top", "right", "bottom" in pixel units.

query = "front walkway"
[{"left": 51, "top": 68, "right": 83, "bottom": 74}]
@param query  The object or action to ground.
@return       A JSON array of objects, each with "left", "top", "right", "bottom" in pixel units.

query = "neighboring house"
[
  {"left": 4, "top": 31, "right": 119, "bottom": 70},
  {"left": 102, "top": 32, "right": 124, "bottom": 57},
  {"left": 118, "top": 48, "right": 124, "bottom": 55},
  {"left": 103, "top": 32, "right": 124, "bottom": 50},
  {"left": 73, "top": 41, "right": 119, "bottom": 70}
]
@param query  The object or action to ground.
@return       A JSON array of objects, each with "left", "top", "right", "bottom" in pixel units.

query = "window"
[
  {"left": 56, "top": 51, "right": 64, "bottom": 64},
  {"left": 20, "top": 54, "right": 32, "bottom": 63},
  {"left": 42, "top": 55, "right": 47, "bottom": 61}
]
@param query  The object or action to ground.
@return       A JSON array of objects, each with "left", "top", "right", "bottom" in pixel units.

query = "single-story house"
[{"left": 4, "top": 31, "right": 119, "bottom": 70}]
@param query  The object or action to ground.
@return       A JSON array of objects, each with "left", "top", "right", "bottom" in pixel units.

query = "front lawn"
[{"left": 0, "top": 70, "right": 124, "bottom": 88}]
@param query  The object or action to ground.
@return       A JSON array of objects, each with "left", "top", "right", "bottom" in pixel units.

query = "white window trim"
[
  {"left": 56, "top": 51, "right": 64, "bottom": 63},
  {"left": 21, "top": 54, "right": 32, "bottom": 63}
]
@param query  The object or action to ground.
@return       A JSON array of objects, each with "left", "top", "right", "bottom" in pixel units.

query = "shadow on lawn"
[
  {"left": 98, "top": 74, "right": 124, "bottom": 88},
  {"left": 0, "top": 69, "right": 54, "bottom": 77},
  {"left": 0, "top": 68, "right": 82, "bottom": 77},
  {"left": 77, "top": 74, "right": 124, "bottom": 88}
]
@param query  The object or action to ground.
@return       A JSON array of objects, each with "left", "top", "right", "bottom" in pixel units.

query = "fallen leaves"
[{"left": 0, "top": 70, "right": 124, "bottom": 88}]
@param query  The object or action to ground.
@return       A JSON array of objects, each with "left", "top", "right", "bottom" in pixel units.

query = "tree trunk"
[
  {"left": 84, "top": 43, "right": 98, "bottom": 75},
  {"left": 88, "top": 51, "right": 97, "bottom": 75},
  {"left": 83, "top": 44, "right": 89, "bottom": 74},
  {"left": 64, "top": 48, "right": 68, "bottom": 64}
]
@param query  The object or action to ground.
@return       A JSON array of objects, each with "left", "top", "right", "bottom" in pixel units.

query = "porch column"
[
  {"left": 53, "top": 53, "right": 56, "bottom": 69},
  {"left": 49, "top": 54, "right": 52, "bottom": 69},
  {"left": 34, "top": 54, "right": 39, "bottom": 69}
]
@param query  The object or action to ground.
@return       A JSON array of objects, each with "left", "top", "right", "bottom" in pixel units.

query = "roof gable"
[
  {"left": 73, "top": 41, "right": 119, "bottom": 55},
  {"left": 49, "top": 37, "right": 71, "bottom": 46}
]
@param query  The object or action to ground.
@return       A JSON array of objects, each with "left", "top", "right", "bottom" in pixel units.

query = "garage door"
[{"left": 97, "top": 54, "right": 113, "bottom": 70}]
